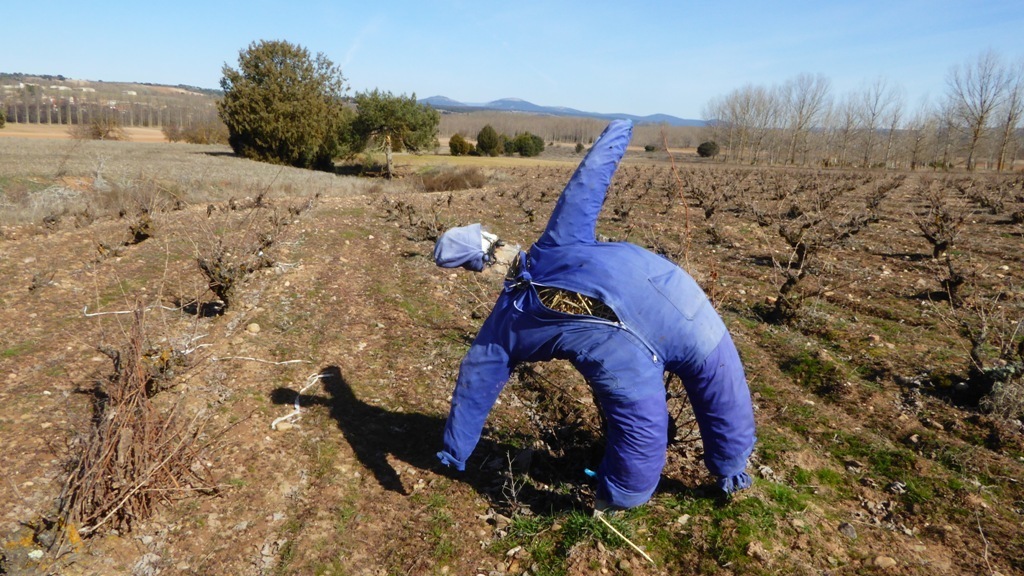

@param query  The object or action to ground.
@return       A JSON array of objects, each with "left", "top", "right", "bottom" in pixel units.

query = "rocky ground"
[{"left": 1, "top": 134, "right": 1023, "bottom": 575}]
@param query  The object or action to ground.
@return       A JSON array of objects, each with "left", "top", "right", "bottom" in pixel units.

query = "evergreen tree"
[
  {"left": 449, "top": 133, "right": 473, "bottom": 156},
  {"left": 697, "top": 141, "right": 720, "bottom": 158},
  {"left": 350, "top": 89, "right": 440, "bottom": 179},
  {"left": 218, "top": 39, "right": 352, "bottom": 171},
  {"left": 512, "top": 132, "right": 545, "bottom": 157},
  {"left": 476, "top": 124, "right": 501, "bottom": 157}
]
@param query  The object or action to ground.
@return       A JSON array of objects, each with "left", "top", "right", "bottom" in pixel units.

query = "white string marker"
[{"left": 271, "top": 372, "right": 324, "bottom": 430}]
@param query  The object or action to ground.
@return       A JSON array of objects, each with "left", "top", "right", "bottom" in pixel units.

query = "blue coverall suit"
[{"left": 436, "top": 120, "right": 756, "bottom": 508}]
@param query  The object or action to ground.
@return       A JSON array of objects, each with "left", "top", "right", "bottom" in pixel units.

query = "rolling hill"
[{"left": 419, "top": 95, "right": 705, "bottom": 127}]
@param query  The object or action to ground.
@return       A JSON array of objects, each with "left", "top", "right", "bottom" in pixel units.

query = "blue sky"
[{"left": 2, "top": 1, "right": 1021, "bottom": 119}]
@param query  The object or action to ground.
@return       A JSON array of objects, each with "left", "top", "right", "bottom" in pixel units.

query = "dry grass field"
[
  {"left": 0, "top": 124, "right": 168, "bottom": 143},
  {"left": 0, "top": 130, "right": 1022, "bottom": 575}
]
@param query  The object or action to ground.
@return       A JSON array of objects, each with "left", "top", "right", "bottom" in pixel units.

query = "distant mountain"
[
  {"left": 418, "top": 95, "right": 465, "bottom": 108},
  {"left": 419, "top": 96, "right": 705, "bottom": 127}
]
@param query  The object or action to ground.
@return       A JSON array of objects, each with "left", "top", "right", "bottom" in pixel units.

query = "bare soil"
[{"left": 0, "top": 134, "right": 1022, "bottom": 576}]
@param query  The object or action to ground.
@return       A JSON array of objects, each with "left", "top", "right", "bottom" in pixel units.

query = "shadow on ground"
[{"left": 272, "top": 365, "right": 723, "bottom": 515}]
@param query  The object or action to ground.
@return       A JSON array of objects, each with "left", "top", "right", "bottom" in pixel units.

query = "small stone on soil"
[{"left": 874, "top": 556, "right": 897, "bottom": 569}]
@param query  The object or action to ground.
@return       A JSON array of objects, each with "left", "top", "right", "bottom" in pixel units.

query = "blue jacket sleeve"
[
  {"left": 535, "top": 119, "right": 633, "bottom": 248},
  {"left": 438, "top": 303, "right": 515, "bottom": 470}
]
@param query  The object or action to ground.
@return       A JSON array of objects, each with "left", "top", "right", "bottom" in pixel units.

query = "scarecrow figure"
[{"left": 433, "top": 120, "right": 755, "bottom": 510}]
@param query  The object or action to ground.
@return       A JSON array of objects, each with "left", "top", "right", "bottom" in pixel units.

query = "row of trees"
[
  {"left": 449, "top": 125, "right": 545, "bottom": 157},
  {"left": 702, "top": 50, "right": 1024, "bottom": 171},
  {"left": 1, "top": 96, "right": 220, "bottom": 135},
  {"left": 438, "top": 112, "right": 705, "bottom": 151},
  {"left": 217, "top": 40, "right": 439, "bottom": 178},
  {"left": 0, "top": 82, "right": 236, "bottom": 146},
  {"left": 0, "top": 78, "right": 217, "bottom": 131}
]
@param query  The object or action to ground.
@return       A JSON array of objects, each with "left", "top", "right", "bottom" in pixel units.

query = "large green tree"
[
  {"left": 510, "top": 131, "right": 545, "bottom": 157},
  {"left": 350, "top": 89, "right": 439, "bottom": 179},
  {"left": 448, "top": 133, "right": 473, "bottom": 156},
  {"left": 476, "top": 124, "right": 501, "bottom": 157},
  {"left": 218, "top": 39, "right": 351, "bottom": 171}
]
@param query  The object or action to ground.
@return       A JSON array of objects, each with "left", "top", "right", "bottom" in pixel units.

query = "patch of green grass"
[
  {"left": 780, "top": 350, "right": 844, "bottom": 397},
  {"left": 872, "top": 448, "right": 917, "bottom": 478},
  {"left": 946, "top": 476, "right": 966, "bottom": 492},
  {"left": 95, "top": 278, "right": 146, "bottom": 308},
  {"left": 1, "top": 341, "right": 35, "bottom": 359},
  {"left": 396, "top": 292, "right": 454, "bottom": 328},
  {"left": 755, "top": 428, "right": 798, "bottom": 465},
  {"left": 560, "top": 511, "right": 626, "bottom": 550},
  {"left": 424, "top": 492, "right": 456, "bottom": 561},
  {"left": 506, "top": 514, "right": 552, "bottom": 537},
  {"left": 764, "top": 482, "right": 809, "bottom": 513},
  {"left": 273, "top": 517, "right": 305, "bottom": 576},
  {"left": 815, "top": 468, "right": 845, "bottom": 487},
  {"left": 334, "top": 501, "right": 357, "bottom": 535},
  {"left": 902, "top": 478, "right": 936, "bottom": 505},
  {"left": 778, "top": 402, "right": 821, "bottom": 435},
  {"left": 501, "top": 515, "right": 561, "bottom": 575},
  {"left": 705, "top": 496, "right": 777, "bottom": 567},
  {"left": 730, "top": 312, "right": 763, "bottom": 332},
  {"left": 792, "top": 467, "right": 814, "bottom": 485},
  {"left": 827, "top": 431, "right": 916, "bottom": 481},
  {"left": 753, "top": 382, "right": 779, "bottom": 399},
  {"left": 867, "top": 316, "right": 905, "bottom": 339},
  {"left": 312, "top": 558, "right": 349, "bottom": 576},
  {"left": 493, "top": 511, "right": 637, "bottom": 576},
  {"left": 655, "top": 478, "right": 828, "bottom": 572},
  {"left": 308, "top": 439, "right": 339, "bottom": 481},
  {"left": 332, "top": 204, "right": 370, "bottom": 220}
]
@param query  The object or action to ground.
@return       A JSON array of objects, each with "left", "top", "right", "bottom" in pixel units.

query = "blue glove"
[{"left": 717, "top": 472, "right": 752, "bottom": 495}]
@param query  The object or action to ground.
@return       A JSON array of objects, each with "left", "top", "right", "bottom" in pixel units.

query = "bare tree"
[
  {"left": 782, "top": 73, "right": 832, "bottom": 166},
  {"left": 748, "top": 84, "right": 783, "bottom": 164},
  {"left": 729, "top": 88, "right": 756, "bottom": 163},
  {"left": 832, "top": 94, "right": 859, "bottom": 167},
  {"left": 701, "top": 96, "right": 731, "bottom": 160},
  {"left": 904, "top": 98, "right": 937, "bottom": 170},
  {"left": 946, "top": 50, "right": 1009, "bottom": 171},
  {"left": 934, "top": 99, "right": 959, "bottom": 170},
  {"left": 881, "top": 87, "right": 906, "bottom": 169},
  {"left": 855, "top": 77, "right": 902, "bottom": 168},
  {"left": 993, "top": 59, "right": 1023, "bottom": 172},
  {"left": 704, "top": 86, "right": 756, "bottom": 163}
]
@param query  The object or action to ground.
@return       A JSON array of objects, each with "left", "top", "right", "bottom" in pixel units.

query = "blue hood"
[{"left": 434, "top": 223, "right": 486, "bottom": 271}]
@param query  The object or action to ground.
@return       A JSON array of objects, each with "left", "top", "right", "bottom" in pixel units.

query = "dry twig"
[{"left": 58, "top": 305, "right": 216, "bottom": 539}]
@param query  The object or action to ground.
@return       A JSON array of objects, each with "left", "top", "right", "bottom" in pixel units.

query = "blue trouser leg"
[
  {"left": 595, "top": 392, "right": 669, "bottom": 508},
  {"left": 668, "top": 334, "right": 755, "bottom": 478}
]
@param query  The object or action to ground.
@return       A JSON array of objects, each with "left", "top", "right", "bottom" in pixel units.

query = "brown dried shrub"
[
  {"left": 58, "top": 306, "right": 215, "bottom": 538},
  {"left": 419, "top": 167, "right": 488, "bottom": 192}
]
